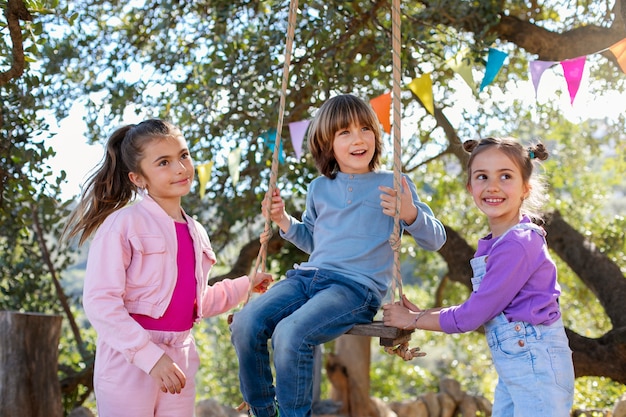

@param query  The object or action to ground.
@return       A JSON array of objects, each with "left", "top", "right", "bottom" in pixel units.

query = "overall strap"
[{"left": 491, "top": 222, "right": 546, "bottom": 253}]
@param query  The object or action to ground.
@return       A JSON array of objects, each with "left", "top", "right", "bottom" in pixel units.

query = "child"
[
  {"left": 230, "top": 94, "right": 447, "bottom": 417},
  {"left": 63, "top": 119, "right": 272, "bottom": 417},
  {"left": 383, "top": 137, "right": 575, "bottom": 416}
]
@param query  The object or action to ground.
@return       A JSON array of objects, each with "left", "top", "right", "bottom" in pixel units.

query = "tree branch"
[{"left": 0, "top": 0, "right": 32, "bottom": 86}]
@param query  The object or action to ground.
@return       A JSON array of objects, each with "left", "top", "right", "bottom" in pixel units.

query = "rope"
[
  {"left": 389, "top": 0, "right": 403, "bottom": 305},
  {"left": 246, "top": 0, "right": 299, "bottom": 302},
  {"left": 386, "top": 0, "right": 424, "bottom": 361}
]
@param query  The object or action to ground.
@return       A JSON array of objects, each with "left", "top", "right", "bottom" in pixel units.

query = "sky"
[{"left": 46, "top": 104, "right": 147, "bottom": 201}]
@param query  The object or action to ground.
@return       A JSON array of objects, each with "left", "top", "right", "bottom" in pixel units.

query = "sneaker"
[{"left": 247, "top": 402, "right": 279, "bottom": 417}]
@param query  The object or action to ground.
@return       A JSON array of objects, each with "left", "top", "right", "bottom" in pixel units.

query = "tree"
[{"left": 2, "top": 0, "right": 625, "bottom": 413}]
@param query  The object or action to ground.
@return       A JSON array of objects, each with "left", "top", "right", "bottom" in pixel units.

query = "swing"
[{"left": 248, "top": 0, "right": 423, "bottom": 361}]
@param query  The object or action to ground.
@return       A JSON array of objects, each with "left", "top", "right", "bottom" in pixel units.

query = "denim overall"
[{"left": 471, "top": 222, "right": 575, "bottom": 417}]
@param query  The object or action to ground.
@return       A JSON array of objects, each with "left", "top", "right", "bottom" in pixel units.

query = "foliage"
[{"left": 2, "top": 0, "right": 626, "bottom": 413}]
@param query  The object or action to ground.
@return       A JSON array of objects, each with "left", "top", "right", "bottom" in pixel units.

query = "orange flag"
[
  {"left": 609, "top": 38, "right": 626, "bottom": 74},
  {"left": 370, "top": 92, "right": 392, "bottom": 134}
]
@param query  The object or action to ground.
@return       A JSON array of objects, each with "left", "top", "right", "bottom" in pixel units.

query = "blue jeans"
[
  {"left": 485, "top": 314, "right": 575, "bottom": 417},
  {"left": 230, "top": 268, "right": 381, "bottom": 417}
]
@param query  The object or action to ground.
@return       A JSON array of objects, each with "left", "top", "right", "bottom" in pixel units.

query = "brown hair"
[
  {"left": 63, "top": 119, "right": 183, "bottom": 245},
  {"left": 463, "top": 137, "right": 549, "bottom": 220},
  {"left": 307, "top": 94, "right": 383, "bottom": 178}
]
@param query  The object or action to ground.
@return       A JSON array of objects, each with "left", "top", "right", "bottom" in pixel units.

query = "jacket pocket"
[{"left": 126, "top": 234, "right": 167, "bottom": 289}]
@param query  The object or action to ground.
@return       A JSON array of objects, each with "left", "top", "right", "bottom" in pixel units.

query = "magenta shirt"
[
  {"left": 132, "top": 221, "right": 197, "bottom": 331},
  {"left": 439, "top": 217, "right": 562, "bottom": 333}
]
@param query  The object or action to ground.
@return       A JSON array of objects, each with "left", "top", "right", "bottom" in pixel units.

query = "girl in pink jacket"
[{"left": 64, "top": 119, "right": 272, "bottom": 417}]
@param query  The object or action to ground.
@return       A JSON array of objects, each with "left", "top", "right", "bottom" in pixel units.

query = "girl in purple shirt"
[{"left": 383, "top": 137, "right": 574, "bottom": 416}]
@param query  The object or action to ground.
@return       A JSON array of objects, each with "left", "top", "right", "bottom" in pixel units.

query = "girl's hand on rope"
[
  {"left": 262, "top": 188, "right": 291, "bottom": 232},
  {"left": 378, "top": 176, "right": 417, "bottom": 225},
  {"left": 251, "top": 271, "right": 274, "bottom": 294},
  {"left": 382, "top": 296, "right": 422, "bottom": 330}
]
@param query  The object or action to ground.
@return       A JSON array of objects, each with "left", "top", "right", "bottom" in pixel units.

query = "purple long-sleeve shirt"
[{"left": 439, "top": 217, "right": 562, "bottom": 334}]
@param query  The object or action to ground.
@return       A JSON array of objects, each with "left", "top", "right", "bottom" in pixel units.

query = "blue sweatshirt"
[{"left": 281, "top": 170, "right": 446, "bottom": 299}]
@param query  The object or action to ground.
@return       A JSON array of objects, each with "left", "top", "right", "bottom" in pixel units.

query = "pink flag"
[
  {"left": 288, "top": 120, "right": 310, "bottom": 160},
  {"left": 370, "top": 93, "right": 392, "bottom": 134},
  {"left": 529, "top": 60, "right": 556, "bottom": 97},
  {"left": 560, "top": 56, "right": 586, "bottom": 105}
]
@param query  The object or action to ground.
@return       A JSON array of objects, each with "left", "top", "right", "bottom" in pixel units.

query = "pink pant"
[{"left": 93, "top": 330, "right": 199, "bottom": 417}]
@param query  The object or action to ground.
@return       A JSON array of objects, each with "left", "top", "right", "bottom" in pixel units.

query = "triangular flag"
[
  {"left": 370, "top": 92, "right": 392, "bottom": 134},
  {"left": 408, "top": 73, "right": 434, "bottom": 115},
  {"left": 261, "top": 128, "right": 284, "bottom": 164},
  {"left": 560, "top": 56, "right": 586, "bottom": 104},
  {"left": 288, "top": 120, "right": 310, "bottom": 160},
  {"left": 196, "top": 161, "right": 213, "bottom": 199},
  {"left": 479, "top": 48, "right": 508, "bottom": 92},
  {"left": 228, "top": 147, "right": 241, "bottom": 186},
  {"left": 448, "top": 48, "right": 475, "bottom": 90},
  {"left": 609, "top": 37, "right": 626, "bottom": 74},
  {"left": 529, "top": 60, "right": 557, "bottom": 98}
]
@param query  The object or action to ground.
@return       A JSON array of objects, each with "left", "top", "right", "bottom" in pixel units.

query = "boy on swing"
[{"left": 230, "top": 94, "right": 446, "bottom": 417}]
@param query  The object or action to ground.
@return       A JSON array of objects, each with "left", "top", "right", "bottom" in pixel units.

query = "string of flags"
[{"left": 196, "top": 37, "right": 626, "bottom": 197}]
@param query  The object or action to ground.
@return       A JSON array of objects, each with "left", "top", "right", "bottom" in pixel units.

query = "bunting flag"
[
  {"left": 228, "top": 147, "right": 241, "bottom": 186},
  {"left": 529, "top": 60, "right": 557, "bottom": 97},
  {"left": 609, "top": 37, "right": 626, "bottom": 74},
  {"left": 560, "top": 56, "right": 586, "bottom": 104},
  {"left": 370, "top": 92, "right": 392, "bottom": 134},
  {"left": 480, "top": 48, "right": 508, "bottom": 92},
  {"left": 270, "top": 40, "right": 624, "bottom": 166},
  {"left": 261, "top": 128, "right": 284, "bottom": 164},
  {"left": 408, "top": 73, "right": 434, "bottom": 115},
  {"left": 196, "top": 161, "right": 213, "bottom": 199},
  {"left": 288, "top": 120, "right": 310, "bottom": 160},
  {"left": 448, "top": 48, "right": 475, "bottom": 90}
]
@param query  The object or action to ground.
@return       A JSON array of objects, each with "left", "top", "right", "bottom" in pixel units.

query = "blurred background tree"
[{"left": 1, "top": 0, "right": 625, "bottom": 414}]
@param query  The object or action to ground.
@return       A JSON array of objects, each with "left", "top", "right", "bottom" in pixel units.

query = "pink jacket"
[{"left": 83, "top": 195, "right": 249, "bottom": 374}]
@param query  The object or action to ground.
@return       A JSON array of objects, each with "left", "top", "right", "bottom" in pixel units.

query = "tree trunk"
[
  {"left": 327, "top": 334, "right": 377, "bottom": 417},
  {"left": 0, "top": 311, "right": 63, "bottom": 417}
]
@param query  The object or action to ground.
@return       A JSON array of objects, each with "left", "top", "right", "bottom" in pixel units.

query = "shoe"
[{"left": 247, "top": 402, "right": 279, "bottom": 417}]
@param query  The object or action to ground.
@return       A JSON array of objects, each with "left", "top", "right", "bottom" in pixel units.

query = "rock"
[
  {"left": 614, "top": 393, "right": 626, "bottom": 417},
  {"left": 421, "top": 391, "right": 441, "bottom": 417},
  {"left": 439, "top": 378, "right": 464, "bottom": 403},
  {"left": 458, "top": 394, "right": 478, "bottom": 417},
  {"left": 371, "top": 396, "right": 398, "bottom": 417},
  {"left": 196, "top": 398, "right": 231, "bottom": 417},
  {"left": 389, "top": 398, "right": 428, "bottom": 417},
  {"left": 438, "top": 392, "right": 457, "bottom": 417},
  {"left": 67, "top": 407, "right": 95, "bottom": 417}
]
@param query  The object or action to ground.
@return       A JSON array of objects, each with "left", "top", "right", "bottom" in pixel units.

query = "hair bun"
[{"left": 463, "top": 140, "right": 479, "bottom": 153}]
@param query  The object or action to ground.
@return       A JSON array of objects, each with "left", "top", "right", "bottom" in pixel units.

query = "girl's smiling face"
[
  {"left": 467, "top": 147, "right": 531, "bottom": 236},
  {"left": 129, "top": 135, "right": 194, "bottom": 209},
  {"left": 332, "top": 122, "right": 376, "bottom": 174}
]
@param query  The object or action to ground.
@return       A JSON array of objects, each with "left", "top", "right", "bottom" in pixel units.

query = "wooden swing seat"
[{"left": 346, "top": 321, "right": 414, "bottom": 347}]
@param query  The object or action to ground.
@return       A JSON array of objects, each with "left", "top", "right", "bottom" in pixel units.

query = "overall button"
[
  {"left": 518, "top": 340, "right": 525, "bottom": 347},
  {"left": 514, "top": 324, "right": 522, "bottom": 332}
]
